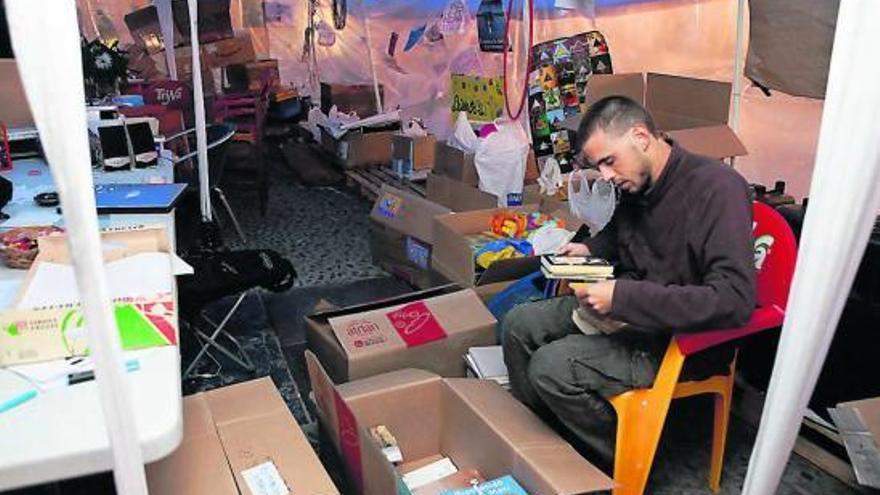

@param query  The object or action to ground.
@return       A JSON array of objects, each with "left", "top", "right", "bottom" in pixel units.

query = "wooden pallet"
[{"left": 344, "top": 165, "right": 427, "bottom": 201}]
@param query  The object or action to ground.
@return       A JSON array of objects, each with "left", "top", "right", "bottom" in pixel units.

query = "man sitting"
[{"left": 502, "top": 96, "right": 755, "bottom": 468}]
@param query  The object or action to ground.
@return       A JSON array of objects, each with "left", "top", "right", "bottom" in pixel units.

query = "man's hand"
[
  {"left": 573, "top": 280, "right": 616, "bottom": 315},
  {"left": 557, "top": 242, "right": 591, "bottom": 256}
]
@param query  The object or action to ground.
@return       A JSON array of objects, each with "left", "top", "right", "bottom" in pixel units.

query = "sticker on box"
[
  {"left": 405, "top": 236, "right": 431, "bottom": 269},
  {"left": 385, "top": 301, "right": 447, "bottom": 347},
  {"left": 377, "top": 192, "right": 404, "bottom": 219},
  {"left": 241, "top": 461, "right": 289, "bottom": 495},
  {"left": 342, "top": 319, "right": 388, "bottom": 349}
]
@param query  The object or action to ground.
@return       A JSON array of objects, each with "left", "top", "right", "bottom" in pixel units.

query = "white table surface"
[{"left": 0, "top": 159, "right": 184, "bottom": 490}]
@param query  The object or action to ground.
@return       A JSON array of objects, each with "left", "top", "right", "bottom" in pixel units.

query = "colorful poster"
[
  {"left": 450, "top": 74, "right": 505, "bottom": 122},
  {"left": 527, "top": 30, "right": 613, "bottom": 171}
]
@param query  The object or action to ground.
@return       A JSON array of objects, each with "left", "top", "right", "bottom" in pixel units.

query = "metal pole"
[
  {"left": 359, "top": 0, "right": 383, "bottom": 114},
  {"left": 154, "top": 0, "right": 178, "bottom": 80},
  {"left": 742, "top": 2, "right": 880, "bottom": 493}
]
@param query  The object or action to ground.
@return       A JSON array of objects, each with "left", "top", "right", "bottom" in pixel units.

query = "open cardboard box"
[
  {"left": 426, "top": 173, "right": 546, "bottom": 212},
  {"left": 146, "top": 377, "right": 339, "bottom": 495},
  {"left": 305, "top": 287, "right": 496, "bottom": 384},
  {"left": 0, "top": 227, "right": 180, "bottom": 365},
  {"left": 306, "top": 351, "right": 614, "bottom": 494},
  {"left": 830, "top": 397, "right": 880, "bottom": 489},
  {"left": 369, "top": 185, "right": 452, "bottom": 289},
  {"left": 432, "top": 205, "right": 581, "bottom": 288},
  {"left": 321, "top": 127, "right": 396, "bottom": 169},
  {"left": 560, "top": 72, "right": 747, "bottom": 159}
]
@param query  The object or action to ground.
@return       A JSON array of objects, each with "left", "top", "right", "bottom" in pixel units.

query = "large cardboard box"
[
  {"left": 561, "top": 72, "right": 747, "bottom": 159},
  {"left": 306, "top": 351, "right": 614, "bottom": 495},
  {"left": 432, "top": 205, "right": 581, "bottom": 288},
  {"left": 0, "top": 227, "right": 179, "bottom": 365},
  {"left": 146, "top": 377, "right": 339, "bottom": 495},
  {"left": 0, "top": 60, "right": 34, "bottom": 128},
  {"left": 321, "top": 128, "right": 396, "bottom": 169},
  {"left": 369, "top": 185, "right": 452, "bottom": 289},
  {"left": 305, "top": 288, "right": 497, "bottom": 384}
]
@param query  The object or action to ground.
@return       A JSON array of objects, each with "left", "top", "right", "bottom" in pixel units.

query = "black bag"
[{"left": 179, "top": 249, "right": 296, "bottom": 314}]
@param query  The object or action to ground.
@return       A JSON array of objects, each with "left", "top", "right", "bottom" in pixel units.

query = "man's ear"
[{"left": 629, "top": 125, "right": 652, "bottom": 152}]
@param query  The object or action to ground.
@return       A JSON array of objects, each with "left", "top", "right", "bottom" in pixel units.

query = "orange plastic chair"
[{"left": 602, "top": 201, "right": 797, "bottom": 495}]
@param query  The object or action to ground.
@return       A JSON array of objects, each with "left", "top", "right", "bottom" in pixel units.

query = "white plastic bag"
[
  {"left": 568, "top": 170, "right": 617, "bottom": 235},
  {"left": 474, "top": 121, "right": 530, "bottom": 206},
  {"left": 537, "top": 155, "right": 563, "bottom": 196},
  {"left": 447, "top": 111, "right": 479, "bottom": 152},
  {"left": 529, "top": 225, "right": 576, "bottom": 255}
]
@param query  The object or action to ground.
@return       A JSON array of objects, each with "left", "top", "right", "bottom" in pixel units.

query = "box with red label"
[
  {"left": 305, "top": 351, "right": 614, "bottom": 495},
  {"left": 305, "top": 288, "right": 496, "bottom": 383}
]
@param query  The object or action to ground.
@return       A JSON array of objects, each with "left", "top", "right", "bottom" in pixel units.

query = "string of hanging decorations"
[
  {"left": 333, "top": 0, "right": 347, "bottom": 30},
  {"left": 302, "top": 0, "right": 320, "bottom": 92},
  {"left": 502, "top": 0, "right": 534, "bottom": 121}
]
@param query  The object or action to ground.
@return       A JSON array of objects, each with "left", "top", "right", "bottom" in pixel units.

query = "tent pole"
[
  {"left": 6, "top": 2, "right": 149, "bottom": 493},
  {"left": 742, "top": 1, "right": 880, "bottom": 493},
  {"left": 360, "top": 0, "right": 383, "bottom": 114},
  {"left": 730, "top": 0, "right": 746, "bottom": 133},
  {"left": 154, "top": 0, "right": 178, "bottom": 80},
  {"left": 187, "top": 0, "right": 212, "bottom": 222}
]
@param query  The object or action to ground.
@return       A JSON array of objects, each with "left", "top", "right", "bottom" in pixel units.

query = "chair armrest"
[{"left": 675, "top": 305, "right": 786, "bottom": 356}]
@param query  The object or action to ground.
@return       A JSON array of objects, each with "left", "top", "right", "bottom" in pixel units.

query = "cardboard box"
[
  {"left": 203, "top": 34, "right": 257, "bottom": 68},
  {"left": 306, "top": 351, "right": 614, "bottom": 495},
  {"left": 146, "top": 377, "right": 340, "bottom": 495},
  {"left": 561, "top": 72, "right": 747, "bottom": 159},
  {"left": 321, "top": 128, "right": 396, "bottom": 169},
  {"left": 245, "top": 59, "right": 280, "bottom": 91},
  {"left": 0, "top": 227, "right": 179, "bottom": 366},
  {"left": 392, "top": 134, "right": 437, "bottom": 171},
  {"left": 321, "top": 83, "right": 384, "bottom": 118},
  {"left": 426, "top": 174, "right": 545, "bottom": 212},
  {"left": 434, "top": 141, "right": 478, "bottom": 186},
  {"left": 830, "top": 397, "right": 880, "bottom": 489},
  {"left": 432, "top": 205, "right": 581, "bottom": 288},
  {"left": 305, "top": 288, "right": 497, "bottom": 383},
  {"left": 369, "top": 185, "right": 452, "bottom": 289}
]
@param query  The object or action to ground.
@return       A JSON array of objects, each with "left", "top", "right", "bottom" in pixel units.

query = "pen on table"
[
  {"left": 0, "top": 389, "right": 38, "bottom": 414},
  {"left": 67, "top": 360, "right": 140, "bottom": 386}
]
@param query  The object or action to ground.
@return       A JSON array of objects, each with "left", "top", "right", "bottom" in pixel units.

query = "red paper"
[{"left": 385, "top": 301, "right": 447, "bottom": 347}]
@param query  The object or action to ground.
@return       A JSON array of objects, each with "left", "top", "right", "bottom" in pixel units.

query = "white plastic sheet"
[
  {"left": 742, "top": 1, "right": 880, "bottom": 492},
  {"left": 5, "top": 1, "right": 148, "bottom": 493}
]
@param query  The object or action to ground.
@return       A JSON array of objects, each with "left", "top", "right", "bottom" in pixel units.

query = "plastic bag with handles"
[{"left": 568, "top": 169, "right": 617, "bottom": 235}]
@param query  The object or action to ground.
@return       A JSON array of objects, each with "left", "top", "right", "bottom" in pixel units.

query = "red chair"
[{"left": 598, "top": 201, "right": 798, "bottom": 494}]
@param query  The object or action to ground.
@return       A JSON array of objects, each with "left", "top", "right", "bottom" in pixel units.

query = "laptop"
[{"left": 93, "top": 183, "right": 187, "bottom": 214}]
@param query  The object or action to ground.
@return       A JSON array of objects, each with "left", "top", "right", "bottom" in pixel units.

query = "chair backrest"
[
  {"left": 675, "top": 201, "right": 798, "bottom": 356},
  {"left": 752, "top": 200, "right": 798, "bottom": 310},
  {"left": 119, "top": 105, "right": 185, "bottom": 138}
]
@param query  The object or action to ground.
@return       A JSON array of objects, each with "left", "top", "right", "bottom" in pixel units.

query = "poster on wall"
[
  {"left": 528, "top": 30, "right": 612, "bottom": 172},
  {"left": 451, "top": 74, "right": 505, "bottom": 123},
  {"left": 477, "top": 0, "right": 506, "bottom": 52}
]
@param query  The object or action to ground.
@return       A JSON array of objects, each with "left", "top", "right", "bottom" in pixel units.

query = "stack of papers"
[{"left": 464, "top": 346, "right": 510, "bottom": 390}]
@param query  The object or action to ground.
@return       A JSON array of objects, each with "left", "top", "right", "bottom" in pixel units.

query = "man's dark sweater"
[{"left": 585, "top": 140, "right": 756, "bottom": 334}]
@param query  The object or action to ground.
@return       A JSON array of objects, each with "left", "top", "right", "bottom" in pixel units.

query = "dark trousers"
[{"left": 501, "top": 295, "right": 667, "bottom": 465}]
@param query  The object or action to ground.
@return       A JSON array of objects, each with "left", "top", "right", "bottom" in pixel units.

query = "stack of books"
[
  {"left": 540, "top": 255, "right": 614, "bottom": 282},
  {"left": 464, "top": 346, "right": 510, "bottom": 390}
]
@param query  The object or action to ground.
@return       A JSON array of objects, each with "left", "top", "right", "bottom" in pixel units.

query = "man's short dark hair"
[{"left": 575, "top": 96, "right": 658, "bottom": 150}]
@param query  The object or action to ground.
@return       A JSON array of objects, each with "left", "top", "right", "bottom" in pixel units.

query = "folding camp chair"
[
  {"left": 180, "top": 249, "right": 296, "bottom": 379},
  {"left": 602, "top": 201, "right": 798, "bottom": 494}
]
